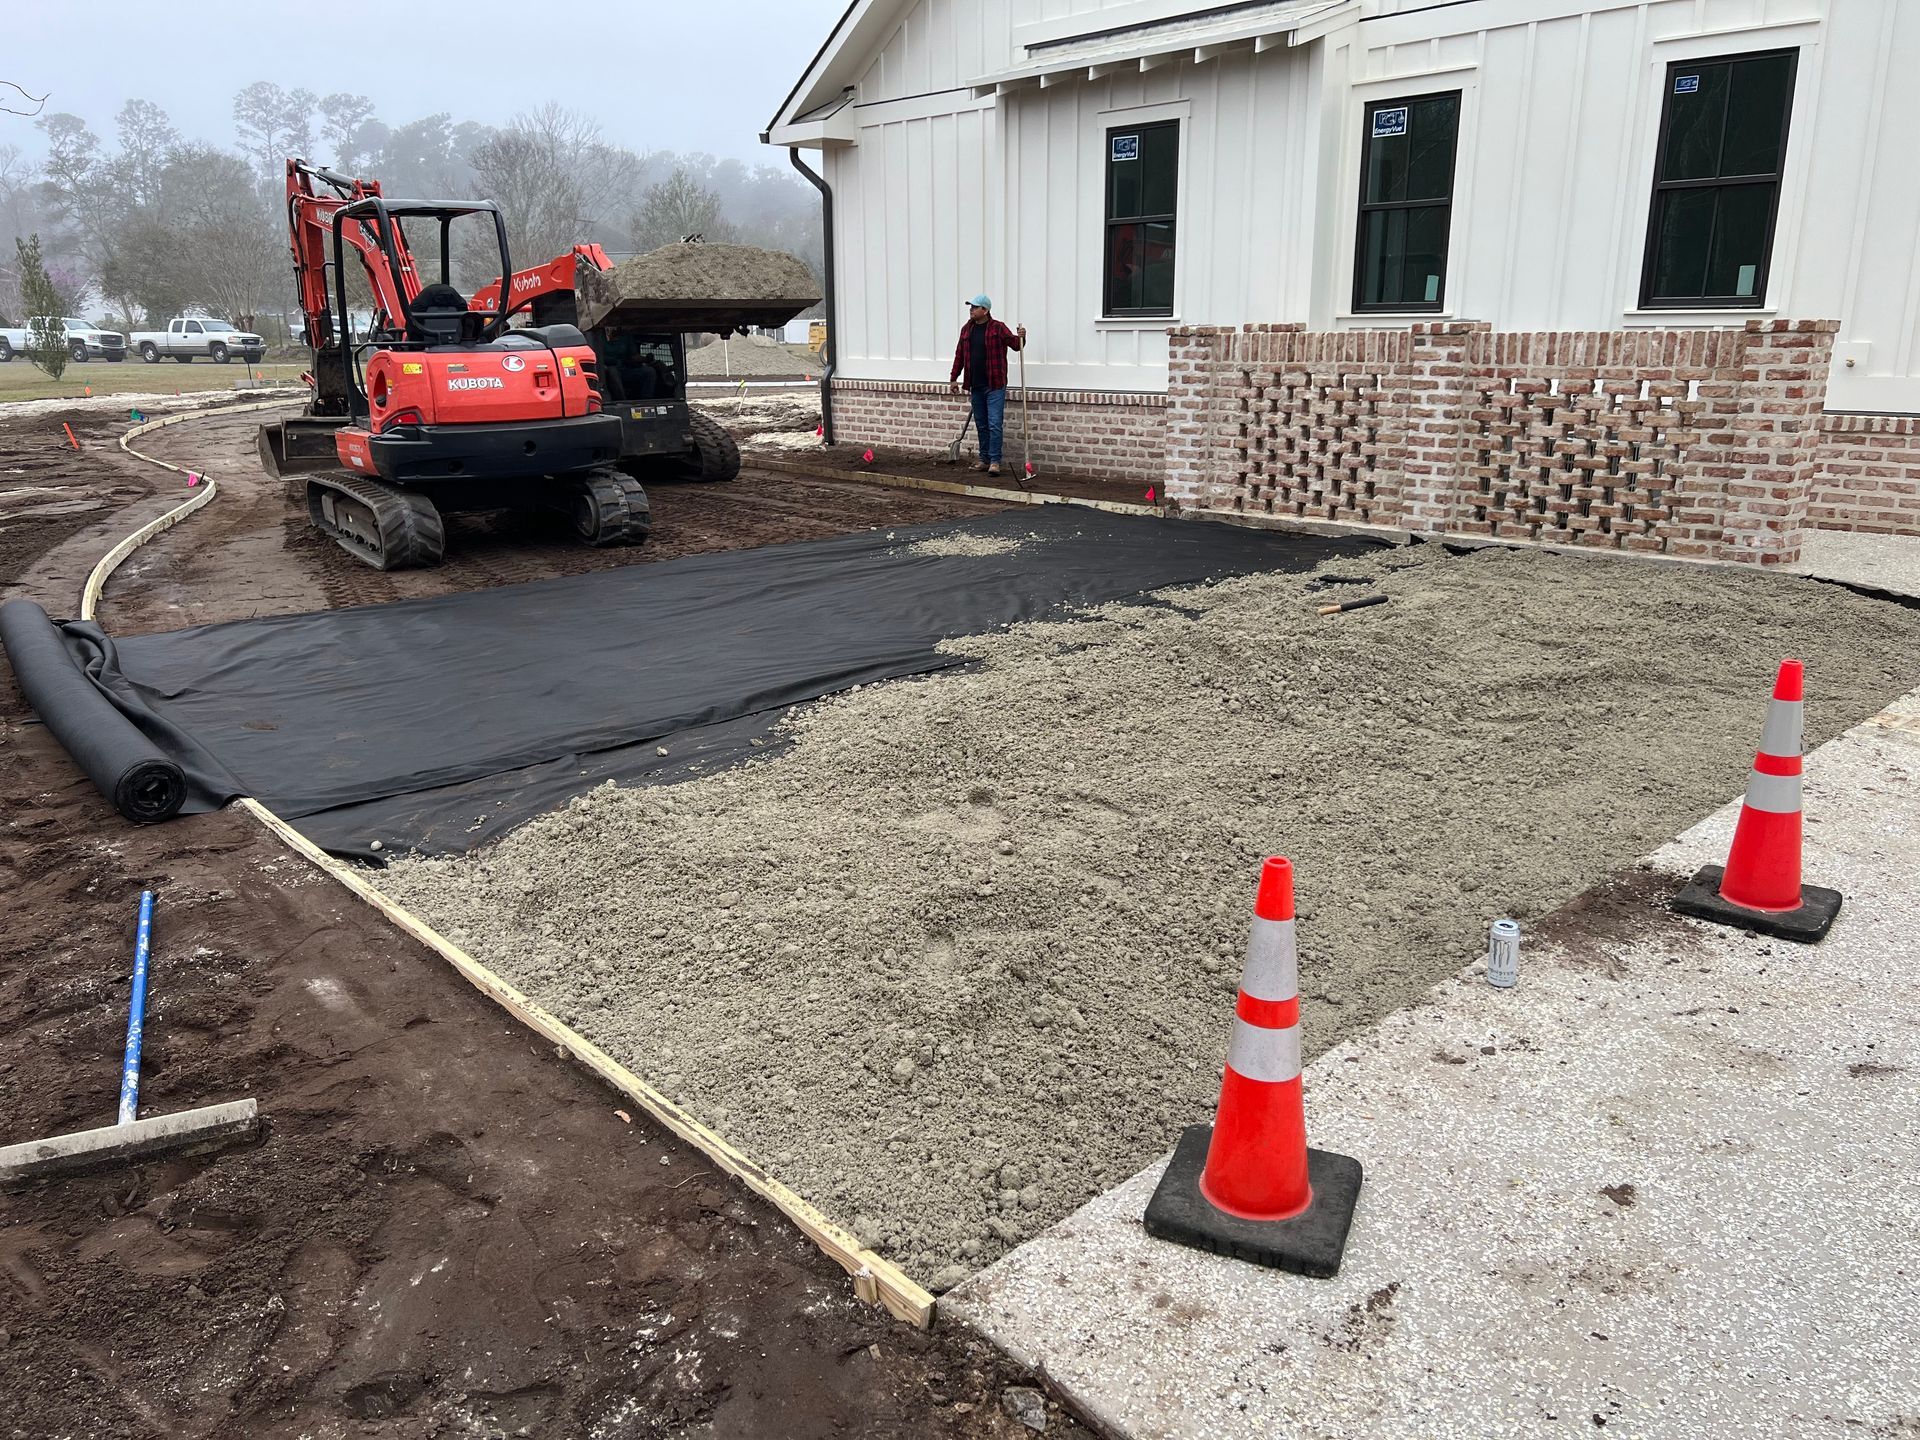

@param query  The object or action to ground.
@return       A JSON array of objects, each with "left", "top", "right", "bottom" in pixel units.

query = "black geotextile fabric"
[
  {"left": 19, "top": 508, "right": 1378, "bottom": 857},
  {"left": 0, "top": 600, "right": 188, "bottom": 823}
]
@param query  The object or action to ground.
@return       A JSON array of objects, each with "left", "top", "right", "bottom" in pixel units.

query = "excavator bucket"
[
  {"left": 574, "top": 243, "right": 820, "bottom": 334},
  {"left": 258, "top": 416, "right": 349, "bottom": 478}
]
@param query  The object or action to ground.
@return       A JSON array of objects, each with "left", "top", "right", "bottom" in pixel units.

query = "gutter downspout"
[{"left": 786, "top": 147, "right": 838, "bottom": 446}]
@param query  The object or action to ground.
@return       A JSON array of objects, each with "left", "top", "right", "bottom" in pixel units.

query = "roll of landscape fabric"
[{"left": 0, "top": 599, "right": 186, "bottom": 822}]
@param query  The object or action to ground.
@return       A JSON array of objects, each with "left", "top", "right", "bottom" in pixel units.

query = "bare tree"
[
  {"left": 631, "top": 168, "right": 734, "bottom": 253},
  {"left": 470, "top": 105, "right": 647, "bottom": 269},
  {"left": 0, "top": 79, "right": 48, "bottom": 118},
  {"left": 165, "top": 145, "right": 284, "bottom": 322}
]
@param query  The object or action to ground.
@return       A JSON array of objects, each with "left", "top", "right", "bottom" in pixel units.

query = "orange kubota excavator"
[{"left": 260, "top": 160, "right": 817, "bottom": 569}]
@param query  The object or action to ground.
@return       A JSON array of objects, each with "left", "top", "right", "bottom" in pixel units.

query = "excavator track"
[
  {"left": 683, "top": 409, "right": 743, "bottom": 483},
  {"left": 306, "top": 471, "right": 447, "bottom": 570},
  {"left": 568, "top": 467, "right": 652, "bottom": 547}
]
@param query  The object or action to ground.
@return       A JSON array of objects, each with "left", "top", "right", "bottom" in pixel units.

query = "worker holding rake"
[{"left": 950, "top": 295, "right": 1025, "bottom": 477}]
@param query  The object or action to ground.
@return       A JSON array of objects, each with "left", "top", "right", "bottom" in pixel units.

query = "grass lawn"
[{"left": 0, "top": 358, "right": 308, "bottom": 403}]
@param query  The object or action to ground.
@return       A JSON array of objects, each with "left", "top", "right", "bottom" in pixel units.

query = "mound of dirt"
[
  {"left": 385, "top": 543, "right": 1920, "bottom": 1288},
  {"left": 578, "top": 242, "right": 819, "bottom": 332},
  {"left": 687, "top": 339, "right": 820, "bottom": 377}
]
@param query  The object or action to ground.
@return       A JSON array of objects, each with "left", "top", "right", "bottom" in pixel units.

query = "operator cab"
[{"left": 406, "top": 282, "right": 484, "bottom": 346}]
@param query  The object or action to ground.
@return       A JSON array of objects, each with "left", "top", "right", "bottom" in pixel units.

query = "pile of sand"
[
  {"left": 686, "top": 338, "right": 820, "bottom": 378},
  {"left": 899, "top": 534, "right": 1025, "bottom": 558},
  {"left": 386, "top": 542, "right": 1920, "bottom": 1289}
]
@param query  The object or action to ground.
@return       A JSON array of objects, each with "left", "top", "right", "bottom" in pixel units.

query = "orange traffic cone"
[
  {"left": 1144, "top": 857, "right": 1362, "bottom": 1276},
  {"left": 1672, "top": 659, "right": 1843, "bottom": 942}
]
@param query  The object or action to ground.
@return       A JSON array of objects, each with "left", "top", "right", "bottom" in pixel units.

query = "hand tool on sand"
[
  {"left": 1316, "top": 594, "right": 1388, "bottom": 617},
  {"left": 941, "top": 406, "right": 973, "bottom": 465},
  {"left": 0, "top": 891, "right": 258, "bottom": 1189}
]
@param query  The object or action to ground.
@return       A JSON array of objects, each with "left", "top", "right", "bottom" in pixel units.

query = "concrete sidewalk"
[
  {"left": 948, "top": 689, "right": 1920, "bottom": 1440},
  {"left": 1787, "top": 530, "right": 1920, "bottom": 599}
]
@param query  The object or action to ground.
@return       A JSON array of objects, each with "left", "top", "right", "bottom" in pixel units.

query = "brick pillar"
[
  {"left": 1718, "top": 319, "right": 1840, "bottom": 566},
  {"left": 1398, "top": 321, "right": 1489, "bottom": 533},
  {"left": 1163, "top": 326, "right": 1236, "bottom": 510}
]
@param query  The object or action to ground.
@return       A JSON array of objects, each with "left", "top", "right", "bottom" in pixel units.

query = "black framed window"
[
  {"left": 1353, "top": 92, "right": 1460, "bottom": 313},
  {"left": 1640, "top": 49, "right": 1797, "bottom": 308},
  {"left": 1104, "top": 121, "right": 1178, "bottom": 317}
]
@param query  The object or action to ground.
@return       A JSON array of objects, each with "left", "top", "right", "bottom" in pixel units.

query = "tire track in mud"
[{"left": 103, "top": 406, "right": 1010, "bottom": 632}]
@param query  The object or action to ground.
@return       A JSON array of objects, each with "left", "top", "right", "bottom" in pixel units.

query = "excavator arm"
[
  {"left": 283, "top": 160, "right": 421, "bottom": 349},
  {"left": 468, "top": 243, "right": 615, "bottom": 321}
]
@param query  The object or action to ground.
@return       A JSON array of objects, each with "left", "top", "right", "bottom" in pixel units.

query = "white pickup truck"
[
  {"left": 0, "top": 316, "right": 128, "bottom": 363},
  {"left": 130, "top": 317, "right": 266, "bottom": 365}
]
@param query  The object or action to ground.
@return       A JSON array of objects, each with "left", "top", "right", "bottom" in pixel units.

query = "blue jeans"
[{"left": 970, "top": 386, "right": 1006, "bottom": 464}]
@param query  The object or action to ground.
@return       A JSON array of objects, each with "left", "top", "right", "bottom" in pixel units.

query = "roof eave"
[{"left": 967, "top": 0, "right": 1358, "bottom": 94}]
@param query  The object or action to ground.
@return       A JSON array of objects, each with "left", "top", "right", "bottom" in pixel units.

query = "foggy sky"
[{"left": 6, "top": 0, "right": 845, "bottom": 165}]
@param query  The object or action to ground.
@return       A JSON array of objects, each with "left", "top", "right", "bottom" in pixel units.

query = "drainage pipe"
[{"left": 788, "top": 147, "right": 838, "bottom": 446}]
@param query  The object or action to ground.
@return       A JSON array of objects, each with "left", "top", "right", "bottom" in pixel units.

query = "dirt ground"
[
  {"left": 693, "top": 389, "right": 1162, "bottom": 506},
  {"left": 810, "top": 441, "right": 1157, "bottom": 508},
  {"left": 382, "top": 538, "right": 1920, "bottom": 1289},
  {"left": 79, "top": 406, "right": 1007, "bottom": 634},
  {"left": 0, "top": 404, "right": 1086, "bottom": 1438}
]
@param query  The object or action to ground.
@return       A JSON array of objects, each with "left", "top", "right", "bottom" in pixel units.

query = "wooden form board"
[
  {"left": 85, "top": 399, "right": 302, "bottom": 622},
  {"left": 238, "top": 799, "right": 937, "bottom": 1328},
  {"left": 98, "top": 403, "right": 937, "bottom": 1329}
]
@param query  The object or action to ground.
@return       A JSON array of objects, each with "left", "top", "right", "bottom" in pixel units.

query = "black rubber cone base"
[
  {"left": 1143, "top": 1125, "right": 1362, "bottom": 1278},
  {"left": 1671, "top": 864, "right": 1844, "bottom": 944}
]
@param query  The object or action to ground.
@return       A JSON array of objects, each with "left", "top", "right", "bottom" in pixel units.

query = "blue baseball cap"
[{"left": 968, "top": 294, "right": 992, "bottom": 309}]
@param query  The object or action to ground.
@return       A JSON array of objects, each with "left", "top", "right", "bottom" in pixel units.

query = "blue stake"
[{"left": 117, "top": 891, "right": 155, "bottom": 1125}]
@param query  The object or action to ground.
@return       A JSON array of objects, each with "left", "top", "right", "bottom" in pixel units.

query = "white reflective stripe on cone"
[
  {"left": 1226, "top": 1017, "right": 1302, "bottom": 1084},
  {"left": 1240, "top": 916, "right": 1299, "bottom": 1004},
  {"left": 1759, "top": 700, "right": 1804, "bottom": 759},
  {"left": 1743, "top": 769, "right": 1802, "bottom": 815}
]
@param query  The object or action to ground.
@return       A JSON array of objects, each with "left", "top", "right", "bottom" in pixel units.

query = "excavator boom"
[{"left": 263, "top": 157, "right": 818, "bottom": 568}]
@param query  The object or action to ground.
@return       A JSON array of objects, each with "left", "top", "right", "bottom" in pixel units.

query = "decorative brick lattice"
[
  {"left": 1465, "top": 379, "right": 1701, "bottom": 551},
  {"left": 1239, "top": 370, "right": 1389, "bottom": 523}
]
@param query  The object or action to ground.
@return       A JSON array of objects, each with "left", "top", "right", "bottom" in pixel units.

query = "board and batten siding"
[
  {"left": 817, "top": 0, "right": 1920, "bottom": 410},
  {"left": 833, "top": 8, "right": 1318, "bottom": 390},
  {"left": 1320, "top": 0, "right": 1920, "bottom": 409}
]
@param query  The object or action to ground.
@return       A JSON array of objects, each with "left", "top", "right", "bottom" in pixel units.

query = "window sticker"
[
  {"left": 1111, "top": 134, "right": 1139, "bottom": 162},
  {"left": 1372, "top": 107, "right": 1408, "bottom": 138}
]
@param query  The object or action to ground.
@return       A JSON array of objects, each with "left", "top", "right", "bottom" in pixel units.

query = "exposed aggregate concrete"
[{"left": 383, "top": 540, "right": 1920, "bottom": 1286}]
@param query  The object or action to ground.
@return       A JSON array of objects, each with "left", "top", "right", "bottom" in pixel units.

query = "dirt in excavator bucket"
[{"left": 575, "top": 243, "right": 820, "bottom": 334}]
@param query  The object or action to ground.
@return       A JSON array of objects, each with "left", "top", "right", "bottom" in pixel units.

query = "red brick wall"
[
  {"left": 829, "top": 379, "right": 1165, "bottom": 480},
  {"left": 1811, "top": 413, "right": 1920, "bottom": 535},
  {"left": 1166, "top": 319, "right": 1840, "bottom": 565}
]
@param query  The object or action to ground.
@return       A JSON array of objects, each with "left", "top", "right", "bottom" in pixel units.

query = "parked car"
[
  {"left": 130, "top": 317, "right": 266, "bottom": 364},
  {"left": 0, "top": 316, "right": 128, "bottom": 363}
]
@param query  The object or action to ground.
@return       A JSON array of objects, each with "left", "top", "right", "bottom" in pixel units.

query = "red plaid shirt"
[{"left": 950, "top": 319, "right": 1023, "bottom": 390}]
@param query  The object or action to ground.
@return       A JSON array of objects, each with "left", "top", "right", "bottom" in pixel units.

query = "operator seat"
[{"left": 407, "top": 282, "right": 483, "bottom": 345}]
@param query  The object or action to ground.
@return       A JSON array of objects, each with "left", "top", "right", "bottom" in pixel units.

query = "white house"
[{"left": 767, "top": 0, "right": 1920, "bottom": 561}]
